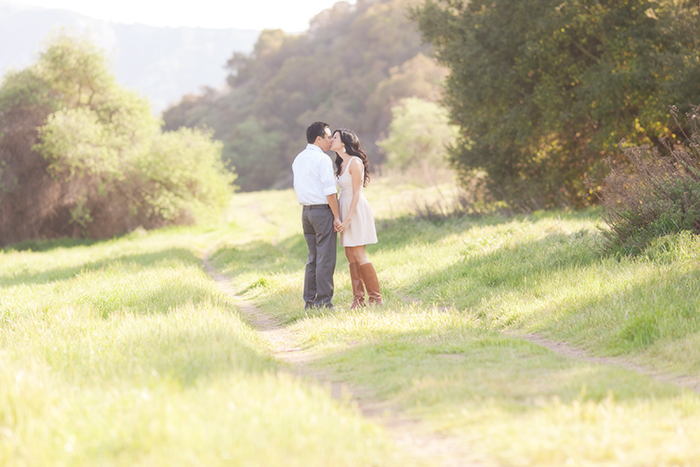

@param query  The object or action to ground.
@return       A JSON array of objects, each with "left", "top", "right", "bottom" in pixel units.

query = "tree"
[
  {"left": 163, "top": 0, "right": 447, "bottom": 192},
  {"left": 377, "top": 97, "right": 458, "bottom": 183},
  {"left": 0, "top": 32, "right": 235, "bottom": 246},
  {"left": 411, "top": 0, "right": 700, "bottom": 210}
]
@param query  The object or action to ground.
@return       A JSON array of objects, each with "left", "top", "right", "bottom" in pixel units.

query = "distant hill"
[
  {"left": 0, "top": 0, "right": 259, "bottom": 112},
  {"left": 162, "top": 0, "right": 447, "bottom": 192}
]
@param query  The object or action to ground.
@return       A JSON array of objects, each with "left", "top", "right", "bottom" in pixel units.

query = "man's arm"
[
  {"left": 327, "top": 194, "right": 341, "bottom": 231},
  {"left": 319, "top": 156, "right": 341, "bottom": 231}
]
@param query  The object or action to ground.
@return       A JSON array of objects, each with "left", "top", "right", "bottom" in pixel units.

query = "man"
[{"left": 292, "top": 121, "right": 341, "bottom": 309}]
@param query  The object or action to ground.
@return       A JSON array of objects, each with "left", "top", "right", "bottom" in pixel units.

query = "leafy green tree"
[
  {"left": 223, "top": 116, "right": 285, "bottom": 190},
  {"left": 411, "top": 0, "right": 700, "bottom": 209},
  {"left": 378, "top": 97, "right": 458, "bottom": 182},
  {"left": 139, "top": 128, "right": 233, "bottom": 225},
  {"left": 0, "top": 32, "right": 235, "bottom": 246}
]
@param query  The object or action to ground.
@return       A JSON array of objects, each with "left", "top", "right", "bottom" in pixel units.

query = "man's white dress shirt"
[{"left": 292, "top": 144, "right": 337, "bottom": 205}]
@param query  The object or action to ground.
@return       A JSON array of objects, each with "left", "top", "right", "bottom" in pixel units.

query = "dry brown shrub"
[{"left": 600, "top": 105, "right": 700, "bottom": 254}]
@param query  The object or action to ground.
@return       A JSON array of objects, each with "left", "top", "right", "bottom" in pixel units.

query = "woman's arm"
[{"left": 339, "top": 158, "right": 363, "bottom": 232}]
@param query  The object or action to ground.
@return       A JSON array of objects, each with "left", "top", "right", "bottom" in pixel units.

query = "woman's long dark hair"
[{"left": 333, "top": 128, "right": 370, "bottom": 187}]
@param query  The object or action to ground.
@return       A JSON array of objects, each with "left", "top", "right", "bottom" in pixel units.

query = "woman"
[{"left": 330, "top": 128, "right": 383, "bottom": 308}]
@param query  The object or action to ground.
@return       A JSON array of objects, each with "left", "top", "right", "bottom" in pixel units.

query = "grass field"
[{"left": 2, "top": 177, "right": 700, "bottom": 465}]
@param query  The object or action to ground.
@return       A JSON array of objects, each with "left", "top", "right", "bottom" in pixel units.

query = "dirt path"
[
  {"left": 202, "top": 255, "right": 483, "bottom": 467},
  {"left": 204, "top": 249, "right": 698, "bottom": 466},
  {"left": 516, "top": 333, "right": 700, "bottom": 393},
  {"left": 407, "top": 298, "right": 700, "bottom": 394}
]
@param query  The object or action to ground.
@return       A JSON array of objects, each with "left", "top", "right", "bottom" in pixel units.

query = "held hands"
[
  {"left": 336, "top": 217, "right": 351, "bottom": 233},
  {"left": 334, "top": 218, "right": 343, "bottom": 233}
]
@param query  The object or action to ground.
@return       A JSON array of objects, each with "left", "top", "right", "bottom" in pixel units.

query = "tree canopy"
[
  {"left": 163, "top": 0, "right": 448, "bottom": 192},
  {"left": 0, "top": 32, "right": 235, "bottom": 246},
  {"left": 412, "top": 0, "right": 700, "bottom": 209}
]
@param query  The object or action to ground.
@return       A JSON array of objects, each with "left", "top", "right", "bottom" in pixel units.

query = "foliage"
[
  {"left": 0, "top": 32, "right": 235, "bottom": 246},
  {"left": 377, "top": 97, "right": 458, "bottom": 174},
  {"left": 600, "top": 105, "right": 700, "bottom": 254},
  {"left": 411, "top": 0, "right": 700, "bottom": 210},
  {"left": 163, "top": 0, "right": 448, "bottom": 192},
  {"left": 138, "top": 128, "right": 233, "bottom": 225}
]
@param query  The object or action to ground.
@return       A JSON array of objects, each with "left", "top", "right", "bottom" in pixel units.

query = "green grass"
[
  {"left": 0, "top": 227, "right": 408, "bottom": 466},
  {"left": 211, "top": 180, "right": 700, "bottom": 466},
  {"left": 3, "top": 176, "right": 700, "bottom": 465}
]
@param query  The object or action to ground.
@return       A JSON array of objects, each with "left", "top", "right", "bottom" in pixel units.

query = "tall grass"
[
  {"left": 4, "top": 176, "right": 700, "bottom": 466},
  {"left": 212, "top": 182, "right": 700, "bottom": 466},
  {"left": 0, "top": 229, "right": 407, "bottom": 466}
]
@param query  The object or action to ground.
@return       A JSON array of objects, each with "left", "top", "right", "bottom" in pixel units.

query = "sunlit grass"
[
  {"left": 0, "top": 222, "right": 408, "bottom": 466},
  {"left": 211, "top": 180, "right": 700, "bottom": 466},
  {"left": 4, "top": 176, "right": 700, "bottom": 466}
]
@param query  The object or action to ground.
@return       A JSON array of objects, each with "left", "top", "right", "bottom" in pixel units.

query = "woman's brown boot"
[
  {"left": 348, "top": 262, "right": 366, "bottom": 309},
  {"left": 359, "top": 262, "right": 383, "bottom": 305}
]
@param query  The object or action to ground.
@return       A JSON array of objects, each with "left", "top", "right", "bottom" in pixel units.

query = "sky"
[{"left": 11, "top": 0, "right": 351, "bottom": 31}]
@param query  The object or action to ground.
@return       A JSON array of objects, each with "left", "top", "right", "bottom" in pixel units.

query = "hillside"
[
  {"left": 0, "top": 0, "right": 259, "bottom": 112},
  {"left": 163, "top": 0, "right": 448, "bottom": 191}
]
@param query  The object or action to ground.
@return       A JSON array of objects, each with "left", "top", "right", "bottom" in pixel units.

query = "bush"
[
  {"left": 600, "top": 105, "right": 700, "bottom": 254},
  {"left": 0, "top": 32, "right": 235, "bottom": 246},
  {"left": 377, "top": 97, "right": 458, "bottom": 185}
]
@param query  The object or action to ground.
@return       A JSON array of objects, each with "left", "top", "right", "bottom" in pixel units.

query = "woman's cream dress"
[{"left": 337, "top": 156, "right": 377, "bottom": 247}]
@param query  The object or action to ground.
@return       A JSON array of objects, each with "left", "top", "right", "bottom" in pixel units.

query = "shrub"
[
  {"left": 0, "top": 32, "right": 235, "bottom": 246},
  {"left": 378, "top": 98, "right": 457, "bottom": 171},
  {"left": 600, "top": 105, "right": 700, "bottom": 254}
]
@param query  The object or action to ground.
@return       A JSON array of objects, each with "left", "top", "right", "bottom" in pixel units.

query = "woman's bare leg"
[{"left": 344, "top": 245, "right": 369, "bottom": 265}]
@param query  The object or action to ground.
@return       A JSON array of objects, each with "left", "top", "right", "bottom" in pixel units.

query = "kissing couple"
[{"left": 292, "top": 121, "right": 383, "bottom": 310}]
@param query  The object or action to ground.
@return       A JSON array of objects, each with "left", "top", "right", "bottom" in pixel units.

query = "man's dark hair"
[{"left": 306, "top": 121, "right": 330, "bottom": 144}]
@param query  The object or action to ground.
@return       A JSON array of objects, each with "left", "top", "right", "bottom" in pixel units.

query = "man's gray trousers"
[{"left": 301, "top": 205, "right": 337, "bottom": 308}]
